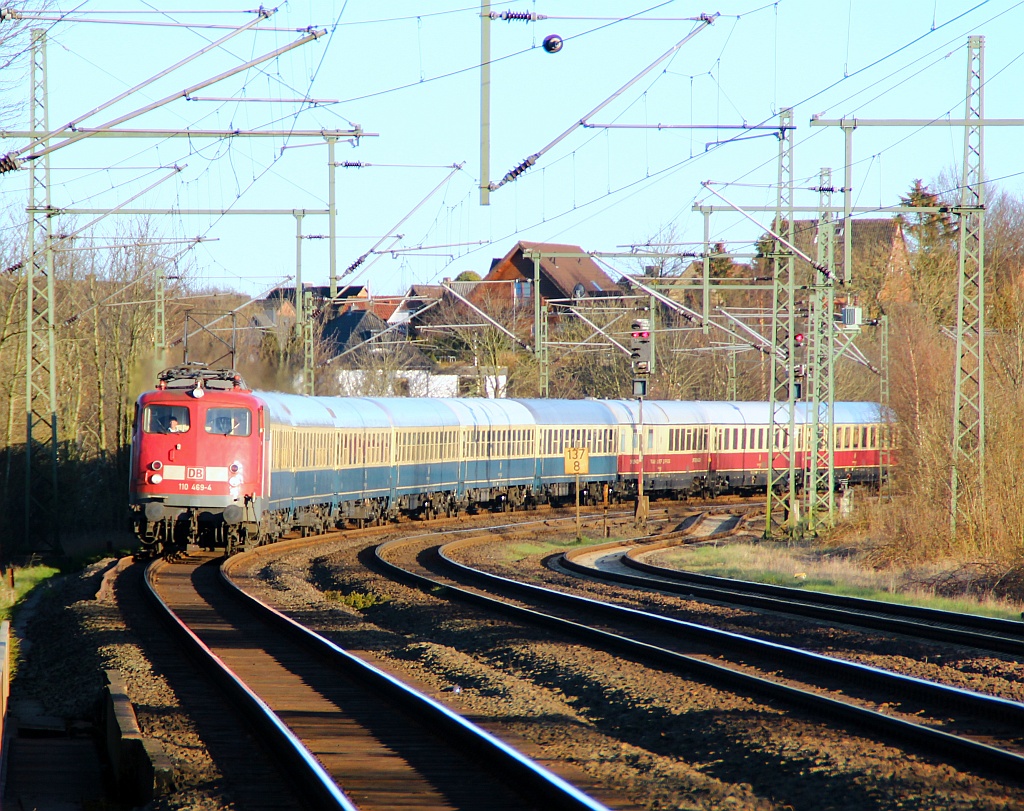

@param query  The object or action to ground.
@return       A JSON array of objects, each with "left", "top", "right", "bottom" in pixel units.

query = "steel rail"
[
  {"left": 371, "top": 533, "right": 1024, "bottom": 777},
  {"left": 221, "top": 543, "right": 615, "bottom": 811},
  {"left": 440, "top": 538, "right": 1024, "bottom": 726},
  {"left": 563, "top": 538, "right": 1024, "bottom": 656},
  {"left": 144, "top": 558, "right": 358, "bottom": 811}
]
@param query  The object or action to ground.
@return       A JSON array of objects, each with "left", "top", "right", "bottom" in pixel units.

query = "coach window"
[
  {"left": 205, "top": 407, "right": 251, "bottom": 436},
  {"left": 144, "top": 404, "right": 191, "bottom": 434}
]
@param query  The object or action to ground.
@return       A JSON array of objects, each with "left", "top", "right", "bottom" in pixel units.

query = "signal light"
[
  {"left": 629, "top": 318, "right": 653, "bottom": 370},
  {"left": 794, "top": 333, "right": 805, "bottom": 347}
]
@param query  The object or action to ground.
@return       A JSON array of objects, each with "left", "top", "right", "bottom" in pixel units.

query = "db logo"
[{"left": 186, "top": 467, "right": 205, "bottom": 480}]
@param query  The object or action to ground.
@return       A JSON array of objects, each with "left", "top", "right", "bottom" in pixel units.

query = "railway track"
[
  {"left": 146, "top": 548, "right": 614, "bottom": 811},
  {"left": 562, "top": 517, "right": 1024, "bottom": 656},
  {"left": 368, "top": 525, "right": 1024, "bottom": 781}
]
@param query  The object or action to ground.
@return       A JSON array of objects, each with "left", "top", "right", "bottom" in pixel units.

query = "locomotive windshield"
[
  {"left": 204, "top": 407, "right": 252, "bottom": 436},
  {"left": 144, "top": 405, "right": 191, "bottom": 434}
]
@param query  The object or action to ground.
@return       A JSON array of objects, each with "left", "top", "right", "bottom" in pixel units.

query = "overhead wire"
[
  {"left": 10, "top": 2, "right": 1024, "bottom": 298},
  {"left": 461, "top": 1, "right": 1020, "bottom": 268}
]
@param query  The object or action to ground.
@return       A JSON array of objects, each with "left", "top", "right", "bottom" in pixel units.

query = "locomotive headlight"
[
  {"left": 150, "top": 473, "right": 164, "bottom": 485},
  {"left": 228, "top": 475, "right": 242, "bottom": 487},
  {"left": 150, "top": 460, "right": 163, "bottom": 471},
  {"left": 229, "top": 463, "right": 240, "bottom": 473}
]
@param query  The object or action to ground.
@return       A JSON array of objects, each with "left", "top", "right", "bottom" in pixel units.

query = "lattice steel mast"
[
  {"left": 806, "top": 168, "right": 837, "bottom": 531},
  {"left": 766, "top": 108, "right": 799, "bottom": 538},
  {"left": 24, "top": 29, "right": 60, "bottom": 552},
  {"left": 950, "top": 35, "right": 986, "bottom": 540}
]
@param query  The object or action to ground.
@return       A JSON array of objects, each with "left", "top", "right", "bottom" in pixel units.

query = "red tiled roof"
[{"left": 484, "top": 241, "right": 618, "bottom": 298}]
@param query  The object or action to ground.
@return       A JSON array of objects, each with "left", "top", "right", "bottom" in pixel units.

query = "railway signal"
[{"left": 629, "top": 318, "right": 652, "bottom": 373}]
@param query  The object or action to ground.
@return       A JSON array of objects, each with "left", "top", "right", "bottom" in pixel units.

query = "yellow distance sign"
[{"left": 563, "top": 447, "right": 590, "bottom": 475}]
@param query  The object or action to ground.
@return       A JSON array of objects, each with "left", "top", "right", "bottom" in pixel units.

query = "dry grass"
[{"left": 654, "top": 539, "right": 1024, "bottom": 620}]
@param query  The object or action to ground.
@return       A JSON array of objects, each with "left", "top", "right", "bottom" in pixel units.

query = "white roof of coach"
[
  {"left": 515, "top": 398, "right": 619, "bottom": 426},
  {"left": 439, "top": 397, "right": 537, "bottom": 428},
  {"left": 255, "top": 391, "right": 393, "bottom": 430}
]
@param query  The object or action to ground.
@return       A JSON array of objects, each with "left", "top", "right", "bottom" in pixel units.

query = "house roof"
[
  {"left": 264, "top": 284, "right": 367, "bottom": 303},
  {"left": 321, "top": 309, "right": 434, "bottom": 369},
  {"left": 340, "top": 298, "right": 401, "bottom": 321},
  {"left": 484, "top": 241, "right": 619, "bottom": 299}
]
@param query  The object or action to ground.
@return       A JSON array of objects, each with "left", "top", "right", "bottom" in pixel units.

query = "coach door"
[{"left": 708, "top": 426, "right": 720, "bottom": 479}]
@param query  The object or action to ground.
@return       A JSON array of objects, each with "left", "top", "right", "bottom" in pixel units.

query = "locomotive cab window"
[
  {"left": 144, "top": 405, "right": 191, "bottom": 434},
  {"left": 205, "top": 407, "right": 252, "bottom": 436}
]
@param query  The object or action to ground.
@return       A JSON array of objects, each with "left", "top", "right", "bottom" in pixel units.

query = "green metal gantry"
[{"left": 809, "top": 37, "right": 1007, "bottom": 540}]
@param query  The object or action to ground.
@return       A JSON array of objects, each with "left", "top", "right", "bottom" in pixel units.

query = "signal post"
[{"left": 630, "top": 317, "right": 652, "bottom": 529}]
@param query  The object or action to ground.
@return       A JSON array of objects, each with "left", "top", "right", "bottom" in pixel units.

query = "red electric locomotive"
[{"left": 129, "top": 366, "right": 268, "bottom": 553}]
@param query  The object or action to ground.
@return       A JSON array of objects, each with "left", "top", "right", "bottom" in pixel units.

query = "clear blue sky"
[{"left": 2, "top": 1, "right": 1023, "bottom": 298}]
